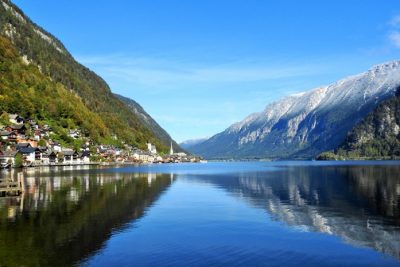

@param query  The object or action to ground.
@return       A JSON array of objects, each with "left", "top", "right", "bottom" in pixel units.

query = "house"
[
  {"left": 35, "top": 149, "right": 42, "bottom": 162},
  {"left": 42, "top": 150, "right": 57, "bottom": 165},
  {"left": 138, "top": 151, "right": 155, "bottom": 163},
  {"left": 131, "top": 148, "right": 144, "bottom": 161},
  {"left": 81, "top": 144, "right": 90, "bottom": 151},
  {"left": 0, "top": 150, "right": 18, "bottom": 166},
  {"left": 68, "top": 129, "right": 80, "bottom": 139},
  {"left": 62, "top": 150, "right": 79, "bottom": 164},
  {"left": 0, "top": 130, "right": 11, "bottom": 140},
  {"left": 62, "top": 150, "right": 74, "bottom": 164},
  {"left": 50, "top": 141, "right": 62, "bottom": 152},
  {"left": 72, "top": 151, "right": 80, "bottom": 164},
  {"left": 17, "top": 140, "right": 39, "bottom": 150},
  {"left": 155, "top": 155, "right": 163, "bottom": 162},
  {"left": 26, "top": 118, "right": 37, "bottom": 128},
  {"left": 26, "top": 139, "right": 38, "bottom": 148},
  {"left": 7, "top": 132, "right": 17, "bottom": 143},
  {"left": 33, "top": 130, "right": 41, "bottom": 141},
  {"left": 37, "top": 146, "right": 47, "bottom": 152},
  {"left": 9, "top": 124, "right": 26, "bottom": 134},
  {"left": 113, "top": 148, "right": 122, "bottom": 156},
  {"left": 40, "top": 129, "right": 49, "bottom": 137},
  {"left": 16, "top": 143, "right": 32, "bottom": 150},
  {"left": 79, "top": 151, "right": 90, "bottom": 164},
  {"left": 18, "top": 147, "right": 37, "bottom": 164},
  {"left": 9, "top": 114, "right": 24, "bottom": 125},
  {"left": 175, "top": 152, "right": 187, "bottom": 157}
]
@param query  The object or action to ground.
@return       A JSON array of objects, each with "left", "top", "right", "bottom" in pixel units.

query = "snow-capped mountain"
[{"left": 189, "top": 61, "right": 400, "bottom": 159}]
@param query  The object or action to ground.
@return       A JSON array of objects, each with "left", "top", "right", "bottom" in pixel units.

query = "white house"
[
  {"left": 139, "top": 152, "right": 155, "bottom": 163},
  {"left": 51, "top": 142, "right": 62, "bottom": 152},
  {"left": 0, "top": 131, "right": 11, "bottom": 140},
  {"left": 68, "top": 129, "right": 80, "bottom": 139},
  {"left": 131, "top": 149, "right": 142, "bottom": 161},
  {"left": 62, "top": 150, "right": 75, "bottom": 164},
  {"left": 9, "top": 114, "right": 24, "bottom": 125},
  {"left": 0, "top": 151, "right": 18, "bottom": 166},
  {"left": 18, "top": 147, "right": 36, "bottom": 164},
  {"left": 131, "top": 149, "right": 155, "bottom": 162},
  {"left": 33, "top": 130, "right": 41, "bottom": 141},
  {"left": 42, "top": 150, "right": 57, "bottom": 165}
]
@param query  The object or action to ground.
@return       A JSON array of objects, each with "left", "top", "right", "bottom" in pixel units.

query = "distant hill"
[
  {"left": 179, "top": 138, "right": 208, "bottom": 150},
  {"left": 318, "top": 86, "right": 400, "bottom": 160},
  {"left": 0, "top": 0, "right": 176, "bottom": 152},
  {"left": 189, "top": 61, "right": 400, "bottom": 159},
  {"left": 114, "top": 94, "right": 183, "bottom": 152}
]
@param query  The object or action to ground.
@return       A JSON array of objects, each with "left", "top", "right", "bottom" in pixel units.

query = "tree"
[
  {"left": 38, "top": 139, "right": 46, "bottom": 147},
  {"left": 0, "top": 112, "right": 9, "bottom": 126},
  {"left": 14, "top": 153, "right": 23, "bottom": 168}
]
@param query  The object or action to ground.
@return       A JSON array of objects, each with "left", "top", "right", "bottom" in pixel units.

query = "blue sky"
[{"left": 13, "top": 0, "right": 400, "bottom": 142}]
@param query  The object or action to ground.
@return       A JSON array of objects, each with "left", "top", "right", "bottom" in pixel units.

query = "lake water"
[{"left": 0, "top": 161, "right": 400, "bottom": 266}]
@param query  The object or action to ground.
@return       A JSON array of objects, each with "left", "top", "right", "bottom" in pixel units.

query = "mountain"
[
  {"left": 189, "top": 61, "right": 400, "bottom": 159},
  {"left": 318, "top": 86, "right": 400, "bottom": 160},
  {"left": 114, "top": 94, "right": 182, "bottom": 152},
  {"left": 0, "top": 0, "right": 175, "bottom": 152},
  {"left": 179, "top": 138, "right": 208, "bottom": 150}
]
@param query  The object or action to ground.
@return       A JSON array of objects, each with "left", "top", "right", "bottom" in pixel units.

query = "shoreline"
[{"left": 0, "top": 160, "right": 205, "bottom": 170}]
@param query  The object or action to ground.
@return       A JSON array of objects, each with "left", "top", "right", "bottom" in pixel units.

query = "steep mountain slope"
[
  {"left": 0, "top": 36, "right": 109, "bottom": 142},
  {"left": 114, "top": 94, "right": 182, "bottom": 152},
  {"left": 319, "top": 86, "right": 400, "bottom": 159},
  {"left": 0, "top": 0, "right": 173, "bottom": 151},
  {"left": 190, "top": 61, "right": 400, "bottom": 159}
]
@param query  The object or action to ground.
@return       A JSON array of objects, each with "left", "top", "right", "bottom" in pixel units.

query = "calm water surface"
[{"left": 0, "top": 161, "right": 400, "bottom": 266}]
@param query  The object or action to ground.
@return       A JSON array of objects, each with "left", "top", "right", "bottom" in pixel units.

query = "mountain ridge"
[{"left": 179, "top": 138, "right": 208, "bottom": 150}]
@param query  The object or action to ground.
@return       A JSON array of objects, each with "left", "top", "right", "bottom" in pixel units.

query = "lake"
[{"left": 0, "top": 161, "right": 400, "bottom": 266}]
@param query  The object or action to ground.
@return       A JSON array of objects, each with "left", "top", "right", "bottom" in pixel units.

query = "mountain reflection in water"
[
  {"left": 186, "top": 164, "right": 400, "bottom": 259},
  {"left": 0, "top": 166, "right": 174, "bottom": 266}
]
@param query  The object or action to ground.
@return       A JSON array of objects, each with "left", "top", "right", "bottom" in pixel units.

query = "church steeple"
[{"left": 170, "top": 141, "right": 174, "bottom": 155}]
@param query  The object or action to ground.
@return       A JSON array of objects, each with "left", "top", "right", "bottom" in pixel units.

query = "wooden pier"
[{"left": 0, "top": 175, "right": 24, "bottom": 197}]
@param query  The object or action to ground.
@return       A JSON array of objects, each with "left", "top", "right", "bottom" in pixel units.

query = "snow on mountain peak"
[
  {"left": 227, "top": 60, "right": 400, "bottom": 146},
  {"left": 369, "top": 60, "right": 400, "bottom": 73}
]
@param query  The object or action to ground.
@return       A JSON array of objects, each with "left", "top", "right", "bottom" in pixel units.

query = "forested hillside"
[
  {"left": 318, "top": 87, "right": 400, "bottom": 160},
  {"left": 114, "top": 94, "right": 182, "bottom": 152},
  {"left": 0, "top": 0, "right": 171, "bottom": 152},
  {"left": 0, "top": 36, "right": 109, "bottom": 144}
]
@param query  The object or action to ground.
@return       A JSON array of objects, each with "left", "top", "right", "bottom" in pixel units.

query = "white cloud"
[
  {"left": 76, "top": 54, "right": 326, "bottom": 88},
  {"left": 390, "top": 15, "right": 400, "bottom": 27},
  {"left": 389, "top": 31, "right": 400, "bottom": 48},
  {"left": 387, "top": 15, "right": 400, "bottom": 49}
]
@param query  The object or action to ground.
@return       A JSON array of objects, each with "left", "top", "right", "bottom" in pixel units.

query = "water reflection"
[
  {"left": 188, "top": 164, "right": 400, "bottom": 259},
  {"left": 1, "top": 163, "right": 400, "bottom": 266},
  {"left": 0, "top": 167, "right": 174, "bottom": 266}
]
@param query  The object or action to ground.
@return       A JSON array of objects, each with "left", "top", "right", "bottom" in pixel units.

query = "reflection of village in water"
[
  {"left": 0, "top": 166, "right": 175, "bottom": 220},
  {"left": 0, "top": 166, "right": 175, "bottom": 266}
]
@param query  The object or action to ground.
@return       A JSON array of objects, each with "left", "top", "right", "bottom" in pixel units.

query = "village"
[{"left": 0, "top": 113, "right": 203, "bottom": 168}]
